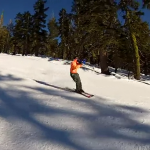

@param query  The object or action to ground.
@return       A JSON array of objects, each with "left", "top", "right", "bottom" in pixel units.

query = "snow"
[{"left": 0, "top": 53, "right": 150, "bottom": 150}]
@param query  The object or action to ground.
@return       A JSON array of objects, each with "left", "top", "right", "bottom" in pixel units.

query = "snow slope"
[{"left": 0, "top": 53, "right": 150, "bottom": 150}]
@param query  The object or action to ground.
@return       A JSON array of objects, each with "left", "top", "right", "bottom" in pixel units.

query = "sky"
[
  {"left": 0, "top": 0, "right": 150, "bottom": 26},
  {"left": 0, "top": 0, "right": 73, "bottom": 25}
]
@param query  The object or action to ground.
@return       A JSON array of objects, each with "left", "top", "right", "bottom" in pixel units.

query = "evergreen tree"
[
  {"left": 72, "top": 0, "right": 118, "bottom": 74},
  {"left": 21, "top": 11, "right": 32, "bottom": 56},
  {"left": 12, "top": 13, "right": 24, "bottom": 55},
  {"left": 4, "top": 20, "right": 14, "bottom": 53},
  {"left": 59, "top": 8, "right": 71, "bottom": 59},
  {"left": 1, "top": 0, "right": 150, "bottom": 78},
  {"left": 0, "top": 26, "right": 9, "bottom": 53},
  {"left": 7, "top": 19, "right": 14, "bottom": 37},
  {"left": 32, "top": 0, "right": 49, "bottom": 56},
  {"left": 47, "top": 17, "right": 59, "bottom": 57},
  {"left": 118, "top": 0, "right": 144, "bottom": 79}
]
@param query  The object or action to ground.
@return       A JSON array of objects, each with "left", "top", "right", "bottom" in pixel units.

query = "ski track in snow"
[{"left": 0, "top": 54, "right": 150, "bottom": 150}]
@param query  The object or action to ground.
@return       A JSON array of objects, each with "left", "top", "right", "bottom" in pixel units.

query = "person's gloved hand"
[
  {"left": 77, "top": 59, "right": 83, "bottom": 64},
  {"left": 82, "top": 59, "right": 86, "bottom": 64}
]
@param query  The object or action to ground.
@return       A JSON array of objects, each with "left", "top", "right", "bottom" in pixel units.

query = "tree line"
[{"left": 0, "top": 0, "right": 150, "bottom": 79}]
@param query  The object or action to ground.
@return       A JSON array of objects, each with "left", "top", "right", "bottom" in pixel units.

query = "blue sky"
[
  {"left": 0, "top": 0, "right": 73, "bottom": 25},
  {"left": 0, "top": 0, "right": 150, "bottom": 26}
]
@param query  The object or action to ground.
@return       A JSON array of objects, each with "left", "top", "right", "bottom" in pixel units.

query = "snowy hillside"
[{"left": 0, "top": 53, "right": 150, "bottom": 150}]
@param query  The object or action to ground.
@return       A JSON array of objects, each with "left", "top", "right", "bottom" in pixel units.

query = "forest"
[{"left": 0, "top": 0, "right": 150, "bottom": 80}]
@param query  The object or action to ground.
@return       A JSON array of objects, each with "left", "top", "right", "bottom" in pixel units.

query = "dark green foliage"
[
  {"left": 47, "top": 17, "right": 59, "bottom": 57},
  {"left": 32, "top": 0, "right": 49, "bottom": 56},
  {"left": 12, "top": 12, "right": 32, "bottom": 55},
  {"left": 58, "top": 8, "right": 72, "bottom": 59},
  {"left": 1, "top": 0, "right": 150, "bottom": 78}
]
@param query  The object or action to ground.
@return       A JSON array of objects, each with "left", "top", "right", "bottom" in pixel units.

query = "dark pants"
[{"left": 70, "top": 73, "right": 82, "bottom": 91}]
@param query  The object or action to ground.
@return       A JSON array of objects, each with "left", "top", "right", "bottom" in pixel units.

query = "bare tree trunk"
[
  {"left": 35, "top": 46, "right": 39, "bottom": 56},
  {"left": 13, "top": 44, "right": 17, "bottom": 55},
  {"left": 143, "top": 57, "right": 148, "bottom": 76},
  {"left": 127, "top": 10, "right": 140, "bottom": 80},
  {"left": 99, "top": 50, "right": 110, "bottom": 75},
  {"left": 131, "top": 32, "right": 140, "bottom": 80}
]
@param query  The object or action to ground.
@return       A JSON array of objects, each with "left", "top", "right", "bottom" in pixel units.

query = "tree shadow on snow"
[
  {"left": 48, "top": 57, "right": 60, "bottom": 61},
  {"left": 0, "top": 73, "right": 23, "bottom": 81},
  {"left": 0, "top": 74, "right": 150, "bottom": 150}
]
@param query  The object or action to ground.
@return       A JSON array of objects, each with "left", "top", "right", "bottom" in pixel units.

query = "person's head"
[{"left": 73, "top": 56, "right": 79, "bottom": 60}]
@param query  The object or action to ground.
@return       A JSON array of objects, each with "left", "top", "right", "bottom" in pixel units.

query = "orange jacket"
[{"left": 70, "top": 59, "right": 82, "bottom": 73}]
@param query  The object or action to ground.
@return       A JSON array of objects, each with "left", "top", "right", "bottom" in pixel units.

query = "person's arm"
[
  {"left": 76, "top": 62, "right": 82, "bottom": 68},
  {"left": 71, "top": 60, "right": 82, "bottom": 70}
]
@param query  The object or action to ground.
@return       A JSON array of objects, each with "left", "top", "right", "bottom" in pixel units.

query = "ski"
[
  {"left": 33, "top": 80, "right": 94, "bottom": 98},
  {"left": 65, "top": 88, "right": 94, "bottom": 98},
  {"left": 80, "top": 92, "right": 94, "bottom": 98}
]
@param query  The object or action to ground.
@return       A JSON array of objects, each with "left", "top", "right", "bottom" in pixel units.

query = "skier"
[{"left": 70, "top": 56, "right": 84, "bottom": 93}]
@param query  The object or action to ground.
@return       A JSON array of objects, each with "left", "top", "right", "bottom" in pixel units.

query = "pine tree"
[
  {"left": 118, "top": 0, "right": 144, "bottom": 79},
  {"left": 4, "top": 20, "right": 14, "bottom": 53},
  {"left": 32, "top": 0, "right": 49, "bottom": 56},
  {"left": 72, "top": 0, "right": 118, "bottom": 74},
  {"left": 0, "top": 26, "right": 9, "bottom": 53},
  {"left": 22, "top": 11, "right": 32, "bottom": 56},
  {"left": 47, "top": 17, "right": 59, "bottom": 57},
  {"left": 58, "top": 8, "right": 70, "bottom": 59},
  {"left": 12, "top": 13, "right": 24, "bottom": 55},
  {"left": 7, "top": 19, "right": 14, "bottom": 37}
]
